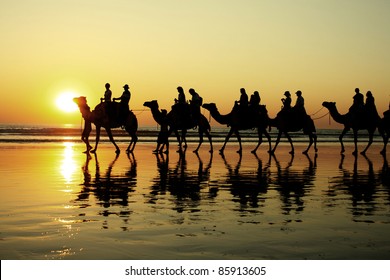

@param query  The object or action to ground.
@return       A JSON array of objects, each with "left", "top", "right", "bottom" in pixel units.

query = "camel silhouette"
[
  {"left": 322, "top": 101, "right": 380, "bottom": 155},
  {"left": 378, "top": 111, "right": 390, "bottom": 155},
  {"left": 202, "top": 102, "right": 271, "bottom": 154},
  {"left": 143, "top": 100, "right": 213, "bottom": 153},
  {"left": 268, "top": 111, "right": 318, "bottom": 155},
  {"left": 73, "top": 97, "right": 138, "bottom": 154}
]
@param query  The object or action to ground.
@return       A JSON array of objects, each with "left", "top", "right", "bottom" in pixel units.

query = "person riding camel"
[
  {"left": 100, "top": 82, "right": 113, "bottom": 120},
  {"left": 189, "top": 88, "right": 203, "bottom": 124},
  {"left": 173, "top": 86, "right": 191, "bottom": 126},
  {"left": 365, "top": 91, "right": 380, "bottom": 121},
  {"left": 233, "top": 88, "right": 249, "bottom": 120},
  {"left": 276, "top": 91, "right": 292, "bottom": 119},
  {"left": 248, "top": 91, "right": 261, "bottom": 119},
  {"left": 292, "top": 90, "right": 308, "bottom": 123},
  {"left": 249, "top": 91, "right": 261, "bottom": 107},
  {"left": 282, "top": 91, "right": 292, "bottom": 110},
  {"left": 348, "top": 88, "right": 365, "bottom": 122},
  {"left": 113, "top": 84, "right": 131, "bottom": 123}
]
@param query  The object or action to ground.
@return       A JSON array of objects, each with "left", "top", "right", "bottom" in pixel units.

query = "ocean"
[{"left": 0, "top": 124, "right": 384, "bottom": 144}]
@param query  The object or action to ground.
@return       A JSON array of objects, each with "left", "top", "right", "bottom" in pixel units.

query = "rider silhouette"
[
  {"left": 101, "top": 82, "right": 113, "bottom": 120},
  {"left": 292, "top": 90, "right": 308, "bottom": 124},
  {"left": 249, "top": 91, "right": 261, "bottom": 107},
  {"left": 349, "top": 88, "right": 364, "bottom": 112},
  {"left": 113, "top": 84, "right": 131, "bottom": 122},
  {"left": 281, "top": 91, "right": 292, "bottom": 110},
  {"left": 173, "top": 86, "right": 191, "bottom": 126},
  {"left": 365, "top": 91, "right": 379, "bottom": 120},
  {"left": 189, "top": 88, "right": 203, "bottom": 124}
]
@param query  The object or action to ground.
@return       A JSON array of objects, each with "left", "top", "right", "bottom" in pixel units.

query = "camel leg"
[
  {"left": 303, "top": 134, "right": 313, "bottom": 154},
  {"left": 220, "top": 128, "right": 234, "bottom": 154},
  {"left": 264, "top": 129, "right": 272, "bottom": 153},
  {"left": 285, "top": 131, "right": 294, "bottom": 155},
  {"left": 105, "top": 127, "right": 120, "bottom": 154},
  {"left": 352, "top": 129, "right": 358, "bottom": 156},
  {"left": 205, "top": 129, "right": 213, "bottom": 153},
  {"left": 251, "top": 128, "right": 263, "bottom": 154},
  {"left": 271, "top": 131, "right": 282, "bottom": 154},
  {"left": 171, "top": 128, "right": 181, "bottom": 147},
  {"left": 339, "top": 128, "right": 349, "bottom": 154},
  {"left": 361, "top": 131, "right": 374, "bottom": 155},
  {"left": 91, "top": 126, "right": 101, "bottom": 154},
  {"left": 234, "top": 129, "right": 242, "bottom": 154},
  {"left": 313, "top": 133, "right": 318, "bottom": 153},
  {"left": 193, "top": 129, "right": 204, "bottom": 153},
  {"left": 181, "top": 130, "right": 187, "bottom": 150},
  {"left": 382, "top": 134, "right": 389, "bottom": 155},
  {"left": 126, "top": 131, "right": 138, "bottom": 153}
]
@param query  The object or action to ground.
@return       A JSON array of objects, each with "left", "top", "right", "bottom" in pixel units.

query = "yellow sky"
[{"left": 1, "top": 0, "right": 390, "bottom": 128}]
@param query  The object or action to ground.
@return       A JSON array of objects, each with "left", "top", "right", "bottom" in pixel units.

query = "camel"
[
  {"left": 202, "top": 103, "right": 271, "bottom": 154},
  {"left": 268, "top": 110, "right": 318, "bottom": 155},
  {"left": 73, "top": 97, "right": 138, "bottom": 154},
  {"left": 143, "top": 100, "right": 213, "bottom": 153},
  {"left": 322, "top": 101, "right": 380, "bottom": 155},
  {"left": 379, "top": 112, "right": 390, "bottom": 154}
]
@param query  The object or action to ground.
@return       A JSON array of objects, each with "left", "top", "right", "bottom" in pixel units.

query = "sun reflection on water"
[{"left": 60, "top": 142, "right": 77, "bottom": 185}]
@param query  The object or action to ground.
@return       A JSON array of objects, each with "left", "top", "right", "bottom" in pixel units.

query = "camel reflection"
[
  {"left": 219, "top": 153, "right": 271, "bottom": 210},
  {"left": 326, "top": 154, "right": 381, "bottom": 221},
  {"left": 271, "top": 153, "right": 317, "bottom": 215},
  {"left": 74, "top": 152, "right": 137, "bottom": 229},
  {"left": 148, "top": 151, "right": 213, "bottom": 213}
]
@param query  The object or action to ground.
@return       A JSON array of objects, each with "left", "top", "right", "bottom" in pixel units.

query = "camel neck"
[
  {"left": 79, "top": 104, "right": 91, "bottom": 120},
  {"left": 327, "top": 105, "right": 346, "bottom": 124},
  {"left": 207, "top": 107, "right": 230, "bottom": 125}
]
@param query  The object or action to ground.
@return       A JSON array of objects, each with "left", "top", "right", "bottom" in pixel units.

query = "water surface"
[{"left": 1, "top": 139, "right": 389, "bottom": 259}]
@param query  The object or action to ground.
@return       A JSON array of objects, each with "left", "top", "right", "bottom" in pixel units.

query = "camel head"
[
  {"left": 73, "top": 96, "right": 88, "bottom": 108},
  {"left": 202, "top": 103, "right": 217, "bottom": 112},
  {"left": 143, "top": 100, "right": 159, "bottom": 109},
  {"left": 322, "top": 101, "right": 336, "bottom": 110}
]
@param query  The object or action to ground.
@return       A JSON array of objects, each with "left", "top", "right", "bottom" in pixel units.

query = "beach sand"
[{"left": 1, "top": 141, "right": 390, "bottom": 259}]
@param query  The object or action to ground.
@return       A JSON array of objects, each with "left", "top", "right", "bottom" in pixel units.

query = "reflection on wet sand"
[
  {"left": 326, "top": 154, "right": 390, "bottom": 223},
  {"left": 72, "top": 147, "right": 388, "bottom": 228},
  {"left": 74, "top": 152, "right": 137, "bottom": 229},
  {"left": 219, "top": 153, "right": 270, "bottom": 210},
  {"left": 148, "top": 151, "right": 214, "bottom": 213},
  {"left": 271, "top": 154, "right": 317, "bottom": 216}
]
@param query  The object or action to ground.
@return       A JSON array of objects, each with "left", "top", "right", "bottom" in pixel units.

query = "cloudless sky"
[{"left": 1, "top": 0, "right": 390, "bottom": 128}]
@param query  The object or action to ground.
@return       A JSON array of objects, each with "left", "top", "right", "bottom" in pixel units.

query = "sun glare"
[{"left": 56, "top": 92, "right": 79, "bottom": 113}]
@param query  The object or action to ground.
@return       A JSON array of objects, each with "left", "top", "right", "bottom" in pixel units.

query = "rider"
[
  {"left": 113, "top": 84, "right": 131, "bottom": 122},
  {"left": 365, "top": 91, "right": 379, "bottom": 121},
  {"left": 101, "top": 82, "right": 113, "bottom": 119},
  {"left": 293, "top": 90, "right": 307, "bottom": 123},
  {"left": 189, "top": 88, "right": 203, "bottom": 124},
  {"left": 348, "top": 88, "right": 365, "bottom": 122},
  {"left": 173, "top": 86, "right": 190, "bottom": 126}
]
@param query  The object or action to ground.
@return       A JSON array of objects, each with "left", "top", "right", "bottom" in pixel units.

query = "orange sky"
[{"left": 1, "top": 0, "right": 390, "bottom": 128}]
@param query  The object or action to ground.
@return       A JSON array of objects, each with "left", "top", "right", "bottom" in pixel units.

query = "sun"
[{"left": 56, "top": 91, "right": 79, "bottom": 113}]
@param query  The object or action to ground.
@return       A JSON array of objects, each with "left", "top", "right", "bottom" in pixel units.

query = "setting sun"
[{"left": 55, "top": 92, "right": 79, "bottom": 113}]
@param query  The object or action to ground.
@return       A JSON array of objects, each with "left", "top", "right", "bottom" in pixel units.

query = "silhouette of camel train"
[{"left": 73, "top": 86, "right": 390, "bottom": 156}]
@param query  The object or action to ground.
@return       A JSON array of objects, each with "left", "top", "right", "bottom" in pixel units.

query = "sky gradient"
[{"left": 1, "top": 0, "right": 390, "bottom": 128}]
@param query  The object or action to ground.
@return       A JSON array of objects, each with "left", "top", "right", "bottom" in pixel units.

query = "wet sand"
[{"left": 0, "top": 142, "right": 390, "bottom": 259}]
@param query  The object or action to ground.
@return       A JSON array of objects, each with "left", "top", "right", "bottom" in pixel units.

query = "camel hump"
[{"left": 94, "top": 101, "right": 132, "bottom": 126}]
